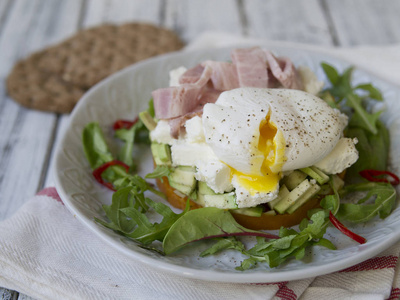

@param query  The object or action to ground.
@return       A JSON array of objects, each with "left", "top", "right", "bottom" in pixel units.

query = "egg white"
[
  {"left": 203, "top": 88, "right": 348, "bottom": 175},
  {"left": 202, "top": 88, "right": 351, "bottom": 207}
]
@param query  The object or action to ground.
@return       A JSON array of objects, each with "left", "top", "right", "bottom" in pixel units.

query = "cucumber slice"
[
  {"left": 263, "top": 210, "right": 277, "bottom": 216},
  {"left": 231, "top": 206, "right": 263, "bottom": 217},
  {"left": 139, "top": 111, "right": 157, "bottom": 131},
  {"left": 268, "top": 184, "right": 290, "bottom": 209},
  {"left": 286, "top": 184, "right": 321, "bottom": 214},
  {"left": 203, "top": 192, "right": 238, "bottom": 209},
  {"left": 195, "top": 193, "right": 206, "bottom": 207},
  {"left": 281, "top": 170, "right": 307, "bottom": 190},
  {"left": 300, "top": 166, "right": 329, "bottom": 185},
  {"left": 169, "top": 181, "right": 195, "bottom": 196},
  {"left": 169, "top": 167, "right": 196, "bottom": 187},
  {"left": 319, "top": 174, "right": 345, "bottom": 195},
  {"left": 274, "top": 179, "right": 312, "bottom": 214},
  {"left": 168, "top": 166, "right": 196, "bottom": 196},
  {"left": 198, "top": 181, "right": 217, "bottom": 195},
  {"left": 151, "top": 143, "right": 172, "bottom": 166}
]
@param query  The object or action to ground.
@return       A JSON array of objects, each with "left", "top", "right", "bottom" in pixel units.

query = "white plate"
[{"left": 54, "top": 44, "right": 400, "bottom": 283}]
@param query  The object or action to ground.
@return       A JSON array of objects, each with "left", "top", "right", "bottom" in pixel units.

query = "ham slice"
[
  {"left": 231, "top": 47, "right": 269, "bottom": 88},
  {"left": 168, "top": 87, "right": 220, "bottom": 138},
  {"left": 179, "top": 64, "right": 213, "bottom": 86},
  {"left": 152, "top": 47, "right": 305, "bottom": 125},
  {"left": 153, "top": 65, "right": 213, "bottom": 119},
  {"left": 202, "top": 61, "right": 239, "bottom": 91},
  {"left": 169, "top": 111, "right": 203, "bottom": 138},
  {"left": 265, "top": 51, "right": 304, "bottom": 90},
  {"left": 152, "top": 85, "right": 203, "bottom": 119}
]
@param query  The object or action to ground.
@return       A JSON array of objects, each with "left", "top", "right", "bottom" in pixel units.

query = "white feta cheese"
[
  {"left": 170, "top": 142, "right": 219, "bottom": 167},
  {"left": 184, "top": 116, "right": 206, "bottom": 143},
  {"left": 314, "top": 137, "right": 359, "bottom": 174},
  {"left": 169, "top": 66, "right": 187, "bottom": 87},
  {"left": 150, "top": 120, "right": 174, "bottom": 144},
  {"left": 195, "top": 160, "right": 233, "bottom": 193}
]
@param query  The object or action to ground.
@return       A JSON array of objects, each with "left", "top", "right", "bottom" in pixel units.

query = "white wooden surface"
[{"left": 0, "top": 0, "right": 399, "bottom": 299}]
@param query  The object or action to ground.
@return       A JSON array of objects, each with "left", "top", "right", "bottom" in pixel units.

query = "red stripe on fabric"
[
  {"left": 250, "top": 281, "right": 297, "bottom": 300},
  {"left": 387, "top": 287, "right": 400, "bottom": 300},
  {"left": 275, "top": 281, "right": 297, "bottom": 300},
  {"left": 339, "top": 255, "right": 398, "bottom": 272},
  {"left": 250, "top": 281, "right": 288, "bottom": 286},
  {"left": 36, "top": 187, "right": 63, "bottom": 203}
]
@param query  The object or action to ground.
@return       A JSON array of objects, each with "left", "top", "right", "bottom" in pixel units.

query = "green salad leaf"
[
  {"left": 145, "top": 165, "right": 172, "bottom": 180},
  {"left": 163, "top": 207, "right": 278, "bottom": 255},
  {"left": 320, "top": 63, "right": 390, "bottom": 183},
  {"left": 338, "top": 182, "right": 396, "bottom": 223},
  {"left": 345, "top": 120, "right": 390, "bottom": 183},
  {"left": 82, "top": 122, "right": 114, "bottom": 169},
  {"left": 122, "top": 198, "right": 189, "bottom": 245}
]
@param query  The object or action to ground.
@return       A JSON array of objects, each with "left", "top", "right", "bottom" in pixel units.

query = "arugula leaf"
[
  {"left": 322, "top": 65, "right": 353, "bottom": 101},
  {"left": 121, "top": 198, "right": 188, "bottom": 245},
  {"left": 82, "top": 122, "right": 114, "bottom": 169},
  {"left": 345, "top": 120, "right": 390, "bottom": 183},
  {"left": 200, "top": 237, "right": 246, "bottom": 257},
  {"left": 145, "top": 165, "right": 172, "bottom": 180},
  {"left": 346, "top": 93, "right": 382, "bottom": 134},
  {"left": 321, "top": 62, "right": 339, "bottom": 86},
  {"left": 355, "top": 83, "right": 383, "bottom": 101},
  {"left": 96, "top": 183, "right": 187, "bottom": 245},
  {"left": 236, "top": 210, "right": 333, "bottom": 270},
  {"left": 115, "top": 125, "right": 137, "bottom": 167},
  {"left": 99, "top": 186, "right": 137, "bottom": 233},
  {"left": 320, "top": 63, "right": 384, "bottom": 135},
  {"left": 338, "top": 182, "right": 396, "bottom": 223},
  {"left": 199, "top": 210, "right": 334, "bottom": 271}
]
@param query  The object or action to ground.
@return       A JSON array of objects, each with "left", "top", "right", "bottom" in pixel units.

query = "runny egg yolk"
[{"left": 231, "top": 115, "right": 286, "bottom": 195}]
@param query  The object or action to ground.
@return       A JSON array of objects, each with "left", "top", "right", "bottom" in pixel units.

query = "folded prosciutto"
[{"left": 152, "top": 46, "right": 305, "bottom": 131}]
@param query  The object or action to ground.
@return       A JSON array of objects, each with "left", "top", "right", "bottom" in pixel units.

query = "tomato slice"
[
  {"left": 113, "top": 117, "right": 139, "bottom": 130},
  {"left": 93, "top": 160, "right": 130, "bottom": 191}
]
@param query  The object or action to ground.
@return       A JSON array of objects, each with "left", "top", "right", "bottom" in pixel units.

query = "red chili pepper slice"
[
  {"left": 113, "top": 117, "right": 139, "bottom": 130},
  {"left": 92, "top": 160, "right": 130, "bottom": 191},
  {"left": 359, "top": 169, "right": 400, "bottom": 186},
  {"left": 329, "top": 211, "right": 366, "bottom": 244}
]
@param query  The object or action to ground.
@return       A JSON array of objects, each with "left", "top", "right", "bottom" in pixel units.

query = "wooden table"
[{"left": 1, "top": 0, "right": 399, "bottom": 299}]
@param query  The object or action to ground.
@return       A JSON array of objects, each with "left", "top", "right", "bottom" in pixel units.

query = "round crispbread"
[
  {"left": 37, "top": 23, "right": 185, "bottom": 89},
  {"left": 6, "top": 51, "right": 85, "bottom": 113},
  {"left": 7, "top": 23, "right": 184, "bottom": 113}
]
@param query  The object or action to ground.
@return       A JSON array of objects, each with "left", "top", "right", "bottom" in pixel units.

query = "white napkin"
[{"left": 1, "top": 33, "right": 400, "bottom": 300}]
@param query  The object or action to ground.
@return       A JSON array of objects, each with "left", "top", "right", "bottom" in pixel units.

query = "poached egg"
[{"left": 201, "top": 88, "right": 355, "bottom": 207}]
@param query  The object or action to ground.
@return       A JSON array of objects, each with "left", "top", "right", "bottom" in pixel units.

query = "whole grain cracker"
[
  {"left": 6, "top": 51, "right": 85, "bottom": 113},
  {"left": 7, "top": 22, "right": 184, "bottom": 113},
  {"left": 38, "top": 23, "right": 185, "bottom": 89}
]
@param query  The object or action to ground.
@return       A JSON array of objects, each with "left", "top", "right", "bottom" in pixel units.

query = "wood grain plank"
[
  {"left": 83, "top": 0, "right": 163, "bottom": 27},
  {"left": 0, "top": 0, "right": 83, "bottom": 221},
  {"left": 0, "top": 288, "right": 16, "bottom": 300},
  {"left": 324, "top": 0, "right": 400, "bottom": 46},
  {"left": 164, "top": 0, "right": 243, "bottom": 42},
  {"left": 242, "top": 0, "right": 333, "bottom": 45},
  {"left": 43, "top": 116, "right": 70, "bottom": 188}
]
